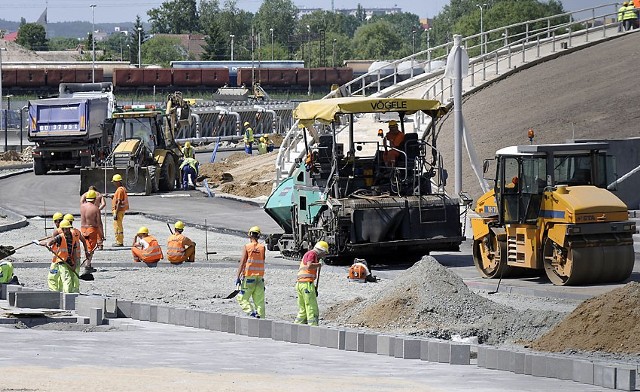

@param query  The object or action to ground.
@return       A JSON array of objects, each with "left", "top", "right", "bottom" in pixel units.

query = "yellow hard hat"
[
  {"left": 59, "top": 219, "right": 72, "bottom": 229},
  {"left": 185, "top": 141, "right": 191, "bottom": 148},
  {"left": 259, "top": 137, "right": 266, "bottom": 142},
  {"left": 244, "top": 121, "right": 250, "bottom": 127},
  {"left": 52, "top": 212, "right": 64, "bottom": 221},
  {"left": 623, "top": 1, "right": 629, "bottom": 5},
  {"left": 137, "top": 226, "right": 149, "bottom": 235},
  {"left": 248, "top": 226, "right": 261, "bottom": 236},
  {"left": 388, "top": 120, "right": 398, "bottom": 127},
  {"left": 174, "top": 221, "right": 185, "bottom": 230},
  {"left": 112, "top": 174, "right": 123, "bottom": 182},
  {"left": 314, "top": 240, "right": 329, "bottom": 253},
  {"left": 86, "top": 189, "right": 97, "bottom": 200},
  {"left": 63, "top": 214, "right": 74, "bottom": 222}
]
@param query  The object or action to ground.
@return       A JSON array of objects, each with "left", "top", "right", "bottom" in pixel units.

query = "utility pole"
[
  {"left": 230, "top": 34, "right": 235, "bottom": 61},
  {"left": 90, "top": 4, "right": 96, "bottom": 82},
  {"left": 137, "top": 27, "right": 142, "bottom": 68}
]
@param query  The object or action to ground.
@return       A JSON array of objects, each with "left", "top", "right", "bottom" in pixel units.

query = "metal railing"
[{"left": 275, "top": 3, "right": 622, "bottom": 185}]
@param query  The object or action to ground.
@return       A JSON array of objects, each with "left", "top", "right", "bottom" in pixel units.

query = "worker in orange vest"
[
  {"left": 63, "top": 213, "right": 90, "bottom": 286},
  {"left": 382, "top": 120, "right": 405, "bottom": 166},
  {"left": 111, "top": 174, "right": 129, "bottom": 247},
  {"left": 294, "top": 240, "right": 328, "bottom": 326},
  {"left": 348, "top": 258, "right": 372, "bottom": 283},
  {"left": 235, "top": 226, "right": 266, "bottom": 318},
  {"left": 167, "top": 221, "right": 196, "bottom": 264},
  {"left": 40, "top": 219, "right": 87, "bottom": 293},
  {"left": 131, "top": 226, "right": 163, "bottom": 266}
]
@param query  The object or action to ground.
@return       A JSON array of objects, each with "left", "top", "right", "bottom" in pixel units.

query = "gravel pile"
[{"left": 325, "top": 257, "right": 565, "bottom": 345}]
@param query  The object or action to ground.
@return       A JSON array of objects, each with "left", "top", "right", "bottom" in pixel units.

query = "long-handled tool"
[
  {"left": 315, "top": 264, "right": 322, "bottom": 297},
  {"left": 204, "top": 219, "right": 217, "bottom": 261},
  {"left": 225, "top": 284, "right": 241, "bottom": 299},
  {"left": 166, "top": 222, "right": 174, "bottom": 235},
  {"left": 35, "top": 241, "right": 92, "bottom": 281}
]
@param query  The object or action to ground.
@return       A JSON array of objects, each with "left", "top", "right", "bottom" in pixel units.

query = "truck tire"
[
  {"left": 159, "top": 155, "right": 176, "bottom": 191},
  {"left": 33, "top": 159, "right": 49, "bottom": 175}
]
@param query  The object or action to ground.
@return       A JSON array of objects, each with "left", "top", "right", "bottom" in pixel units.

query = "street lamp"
[
  {"left": 90, "top": 4, "right": 96, "bottom": 82},
  {"left": 306, "top": 25, "right": 311, "bottom": 96},
  {"left": 426, "top": 27, "right": 432, "bottom": 51},
  {"left": 269, "top": 28, "right": 274, "bottom": 61},
  {"left": 137, "top": 27, "right": 142, "bottom": 68},
  {"left": 0, "top": 47, "right": 5, "bottom": 152},
  {"left": 476, "top": 3, "right": 488, "bottom": 55},
  {"left": 412, "top": 27, "right": 416, "bottom": 54},
  {"left": 332, "top": 38, "right": 337, "bottom": 67},
  {"left": 230, "top": 34, "right": 235, "bottom": 61}
]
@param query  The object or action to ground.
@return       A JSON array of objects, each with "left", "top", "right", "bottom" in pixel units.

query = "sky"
[{"left": 0, "top": 0, "right": 616, "bottom": 24}]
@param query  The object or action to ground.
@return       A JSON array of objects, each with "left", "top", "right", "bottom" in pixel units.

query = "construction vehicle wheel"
[
  {"left": 543, "top": 238, "right": 589, "bottom": 286},
  {"left": 33, "top": 159, "right": 49, "bottom": 175},
  {"left": 472, "top": 234, "right": 510, "bottom": 279},
  {"left": 159, "top": 155, "right": 176, "bottom": 191}
]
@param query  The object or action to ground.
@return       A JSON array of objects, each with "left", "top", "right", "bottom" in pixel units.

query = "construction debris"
[{"left": 198, "top": 152, "right": 276, "bottom": 198}]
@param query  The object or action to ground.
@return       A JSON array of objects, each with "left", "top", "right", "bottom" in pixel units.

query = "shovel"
[{"left": 224, "top": 284, "right": 241, "bottom": 299}]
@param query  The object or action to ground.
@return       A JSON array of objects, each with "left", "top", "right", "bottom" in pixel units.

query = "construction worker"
[
  {"left": 182, "top": 141, "right": 195, "bottom": 159},
  {"left": 41, "top": 219, "right": 87, "bottom": 293},
  {"left": 294, "top": 240, "right": 328, "bottom": 326},
  {"left": 0, "top": 261, "right": 16, "bottom": 284},
  {"left": 382, "top": 120, "right": 405, "bottom": 167},
  {"left": 80, "top": 185, "right": 106, "bottom": 211},
  {"left": 179, "top": 157, "right": 199, "bottom": 190},
  {"left": 266, "top": 135, "right": 275, "bottom": 153},
  {"left": 235, "top": 226, "right": 266, "bottom": 318},
  {"left": 243, "top": 121, "right": 254, "bottom": 154},
  {"left": 63, "top": 214, "right": 90, "bottom": 286},
  {"left": 80, "top": 190, "right": 104, "bottom": 275},
  {"left": 623, "top": 1, "right": 638, "bottom": 31},
  {"left": 257, "top": 137, "right": 268, "bottom": 155},
  {"left": 111, "top": 174, "right": 129, "bottom": 247},
  {"left": 167, "top": 221, "right": 196, "bottom": 264},
  {"left": 131, "top": 226, "right": 163, "bottom": 266},
  {"left": 619, "top": 2, "right": 628, "bottom": 31},
  {"left": 348, "top": 258, "right": 371, "bottom": 283}
]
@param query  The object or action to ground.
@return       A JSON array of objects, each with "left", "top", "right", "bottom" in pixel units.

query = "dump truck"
[
  {"left": 264, "top": 97, "right": 465, "bottom": 264},
  {"left": 28, "top": 83, "right": 115, "bottom": 175},
  {"left": 79, "top": 93, "right": 190, "bottom": 195},
  {"left": 471, "top": 142, "right": 636, "bottom": 285}
]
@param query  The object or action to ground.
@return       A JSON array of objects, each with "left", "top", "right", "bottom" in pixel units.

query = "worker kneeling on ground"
[
  {"left": 41, "top": 219, "right": 87, "bottom": 293},
  {"left": 235, "top": 226, "right": 266, "bottom": 318},
  {"left": 295, "top": 241, "right": 327, "bottom": 326},
  {"left": 167, "top": 221, "right": 196, "bottom": 264},
  {"left": 257, "top": 137, "right": 268, "bottom": 155},
  {"left": 348, "top": 258, "right": 378, "bottom": 283},
  {"left": 131, "top": 226, "right": 163, "bottom": 267},
  {"left": 179, "top": 157, "right": 199, "bottom": 190},
  {"left": 0, "top": 259, "right": 19, "bottom": 285}
]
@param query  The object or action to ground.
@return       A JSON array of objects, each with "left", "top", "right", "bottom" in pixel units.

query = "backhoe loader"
[{"left": 79, "top": 92, "right": 191, "bottom": 195}]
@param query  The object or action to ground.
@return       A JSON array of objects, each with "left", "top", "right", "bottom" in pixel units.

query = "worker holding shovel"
[
  {"left": 294, "top": 241, "right": 328, "bottom": 326},
  {"left": 40, "top": 219, "right": 87, "bottom": 293},
  {"left": 234, "top": 226, "right": 266, "bottom": 318}
]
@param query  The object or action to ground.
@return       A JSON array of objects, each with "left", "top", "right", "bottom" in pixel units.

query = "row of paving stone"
[{"left": 0, "top": 284, "right": 637, "bottom": 391}]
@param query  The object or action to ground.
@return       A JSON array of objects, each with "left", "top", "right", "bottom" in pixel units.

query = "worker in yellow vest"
[
  {"left": 243, "top": 122, "right": 254, "bottom": 154},
  {"left": 623, "top": 2, "right": 638, "bottom": 31},
  {"left": 167, "top": 221, "right": 196, "bottom": 264},
  {"left": 294, "top": 240, "right": 328, "bottom": 326},
  {"left": 235, "top": 226, "right": 266, "bottom": 318}
]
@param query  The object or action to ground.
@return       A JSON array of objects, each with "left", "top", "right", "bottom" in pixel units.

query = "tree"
[
  {"left": 128, "top": 16, "right": 145, "bottom": 65},
  {"left": 254, "top": 0, "right": 297, "bottom": 46},
  {"left": 216, "top": 0, "right": 254, "bottom": 60},
  {"left": 48, "top": 37, "right": 80, "bottom": 51},
  {"left": 352, "top": 20, "right": 403, "bottom": 60},
  {"left": 142, "top": 36, "right": 188, "bottom": 67},
  {"left": 16, "top": 23, "right": 48, "bottom": 50},
  {"left": 199, "top": 0, "right": 221, "bottom": 31},
  {"left": 148, "top": 0, "right": 199, "bottom": 34},
  {"left": 201, "top": 22, "right": 226, "bottom": 60}
]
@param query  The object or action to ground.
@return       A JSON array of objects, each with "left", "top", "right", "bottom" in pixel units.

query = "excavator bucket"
[{"left": 79, "top": 166, "right": 155, "bottom": 195}]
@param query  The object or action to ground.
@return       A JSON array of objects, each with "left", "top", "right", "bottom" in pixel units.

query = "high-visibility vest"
[
  {"left": 244, "top": 127, "right": 254, "bottom": 143},
  {"left": 112, "top": 186, "right": 129, "bottom": 211},
  {"left": 623, "top": 5, "right": 637, "bottom": 20},
  {"left": 71, "top": 228, "right": 82, "bottom": 262},
  {"left": 52, "top": 233, "right": 79, "bottom": 268},
  {"left": 140, "top": 235, "right": 163, "bottom": 262},
  {"left": 182, "top": 146, "right": 195, "bottom": 159},
  {"left": 297, "top": 250, "right": 319, "bottom": 283},
  {"left": 243, "top": 242, "right": 266, "bottom": 276},
  {"left": 386, "top": 131, "right": 405, "bottom": 148},
  {"left": 619, "top": 6, "right": 627, "bottom": 21},
  {"left": 167, "top": 233, "right": 187, "bottom": 261}
]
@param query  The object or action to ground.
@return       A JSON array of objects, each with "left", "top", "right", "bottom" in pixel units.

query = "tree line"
[{"left": 14, "top": 0, "right": 567, "bottom": 68}]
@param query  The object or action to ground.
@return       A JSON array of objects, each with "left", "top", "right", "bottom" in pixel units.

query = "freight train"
[{"left": 1, "top": 66, "right": 354, "bottom": 92}]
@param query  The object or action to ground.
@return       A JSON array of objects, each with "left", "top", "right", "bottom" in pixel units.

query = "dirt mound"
[
  {"left": 531, "top": 282, "right": 640, "bottom": 354},
  {"left": 0, "top": 151, "right": 22, "bottom": 162},
  {"left": 198, "top": 152, "right": 277, "bottom": 198},
  {"left": 325, "top": 256, "right": 564, "bottom": 344}
]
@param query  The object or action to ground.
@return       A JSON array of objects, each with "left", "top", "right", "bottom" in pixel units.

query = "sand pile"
[
  {"left": 325, "top": 256, "right": 564, "bottom": 344},
  {"left": 198, "top": 152, "right": 277, "bottom": 198},
  {"left": 532, "top": 282, "right": 640, "bottom": 354}
]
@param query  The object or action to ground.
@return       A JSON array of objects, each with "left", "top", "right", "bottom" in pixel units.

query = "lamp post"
[
  {"left": 270, "top": 28, "right": 274, "bottom": 61},
  {"left": 230, "top": 34, "right": 235, "bottom": 61},
  {"left": 306, "top": 25, "right": 311, "bottom": 96},
  {"left": 137, "top": 27, "right": 142, "bottom": 68},
  {"left": 426, "top": 27, "right": 432, "bottom": 51},
  {"left": 412, "top": 27, "right": 416, "bottom": 54},
  {"left": 476, "top": 3, "right": 488, "bottom": 55},
  {"left": 90, "top": 4, "right": 96, "bottom": 82},
  {"left": 0, "top": 47, "right": 5, "bottom": 152},
  {"left": 332, "top": 38, "right": 337, "bottom": 67}
]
